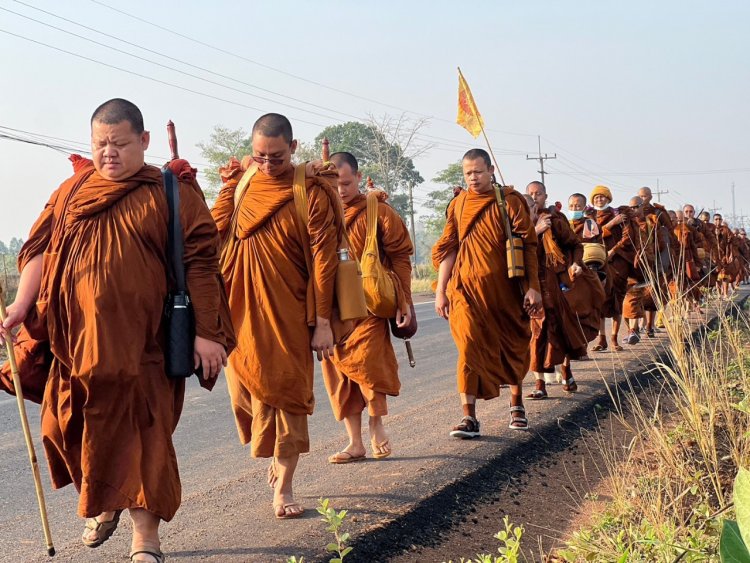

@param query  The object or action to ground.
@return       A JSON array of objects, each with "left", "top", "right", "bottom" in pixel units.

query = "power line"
[
  {"left": 0, "top": 28, "right": 330, "bottom": 128},
  {"left": 0, "top": 15, "right": 518, "bottom": 157},
  {"left": 526, "top": 135, "right": 556, "bottom": 186},
  {"left": 87, "top": 0, "right": 538, "bottom": 139}
]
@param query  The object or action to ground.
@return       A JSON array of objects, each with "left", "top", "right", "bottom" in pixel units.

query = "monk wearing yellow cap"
[{"left": 589, "top": 185, "right": 635, "bottom": 351}]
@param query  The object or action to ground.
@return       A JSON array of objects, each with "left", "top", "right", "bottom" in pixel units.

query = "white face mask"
[{"left": 593, "top": 204, "right": 609, "bottom": 211}]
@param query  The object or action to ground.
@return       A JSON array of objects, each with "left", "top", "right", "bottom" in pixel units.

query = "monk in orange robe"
[
  {"left": 432, "top": 149, "right": 542, "bottom": 436},
  {"left": 212, "top": 113, "right": 341, "bottom": 519},
  {"left": 671, "top": 210, "right": 703, "bottom": 305},
  {"left": 714, "top": 213, "right": 737, "bottom": 297},
  {"left": 699, "top": 211, "right": 721, "bottom": 288},
  {"left": 622, "top": 196, "right": 665, "bottom": 342},
  {"left": 321, "top": 152, "right": 413, "bottom": 463},
  {"left": 524, "top": 184, "right": 604, "bottom": 399},
  {"left": 588, "top": 186, "right": 635, "bottom": 351},
  {"left": 737, "top": 229, "right": 750, "bottom": 285},
  {"left": 0, "top": 99, "right": 233, "bottom": 563}
]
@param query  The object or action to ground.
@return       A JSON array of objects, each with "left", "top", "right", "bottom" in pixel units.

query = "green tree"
[
  {"left": 421, "top": 161, "right": 465, "bottom": 238},
  {"left": 197, "top": 126, "right": 253, "bottom": 196},
  {"left": 315, "top": 117, "right": 429, "bottom": 220},
  {"left": 8, "top": 237, "right": 24, "bottom": 254}
]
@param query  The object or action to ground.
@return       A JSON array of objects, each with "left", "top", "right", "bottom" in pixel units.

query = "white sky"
[{"left": 1, "top": 0, "right": 748, "bottom": 244}]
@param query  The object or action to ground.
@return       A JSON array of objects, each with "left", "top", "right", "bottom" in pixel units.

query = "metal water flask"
[{"left": 335, "top": 248, "right": 367, "bottom": 321}]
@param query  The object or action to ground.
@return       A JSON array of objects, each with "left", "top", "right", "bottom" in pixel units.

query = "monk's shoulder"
[{"left": 503, "top": 189, "right": 527, "bottom": 212}]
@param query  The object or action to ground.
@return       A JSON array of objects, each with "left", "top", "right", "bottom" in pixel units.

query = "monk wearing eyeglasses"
[{"left": 211, "top": 113, "right": 342, "bottom": 519}]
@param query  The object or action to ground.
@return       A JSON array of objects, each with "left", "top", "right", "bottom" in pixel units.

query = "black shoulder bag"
[{"left": 162, "top": 168, "right": 196, "bottom": 378}]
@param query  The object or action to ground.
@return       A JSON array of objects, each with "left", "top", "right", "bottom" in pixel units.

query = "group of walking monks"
[{"left": 0, "top": 98, "right": 746, "bottom": 562}]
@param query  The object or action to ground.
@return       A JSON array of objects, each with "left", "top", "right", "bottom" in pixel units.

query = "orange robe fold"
[
  {"left": 594, "top": 207, "right": 637, "bottom": 318},
  {"left": 432, "top": 188, "right": 539, "bottom": 399},
  {"left": 322, "top": 192, "right": 413, "bottom": 420},
  {"left": 212, "top": 164, "right": 340, "bottom": 451},
  {"left": 7, "top": 161, "right": 232, "bottom": 522}
]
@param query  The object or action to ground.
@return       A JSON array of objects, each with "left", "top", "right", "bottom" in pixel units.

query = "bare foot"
[
  {"left": 369, "top": 416, "right": 391, "bottom": 458},
  {"left": 273, "top": 489, "right": 304, "bottom": 519}
]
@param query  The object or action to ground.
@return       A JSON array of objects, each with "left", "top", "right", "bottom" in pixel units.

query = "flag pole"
[{"left": 457, "top": 67, "right": 506, "bottom": 186}]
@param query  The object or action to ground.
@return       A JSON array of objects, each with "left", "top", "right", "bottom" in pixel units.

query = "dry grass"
[{"left": 558, "top": 281, "right": 750, "bottom": 561}]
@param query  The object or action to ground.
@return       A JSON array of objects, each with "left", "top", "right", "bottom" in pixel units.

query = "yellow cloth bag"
[{"left": 360, "top": 191, "right": 398, "bottom": 318}]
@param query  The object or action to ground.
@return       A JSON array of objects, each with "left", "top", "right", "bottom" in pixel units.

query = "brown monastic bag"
[{"left": 359, "top": 191, "right": 399, "bottom": 318}]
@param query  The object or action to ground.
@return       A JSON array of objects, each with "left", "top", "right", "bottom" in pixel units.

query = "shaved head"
[
  {"left": 569, "top": 193, "right": 586, "bottom": 206},
  {"left": 462, "top": 148, "right": 492, "bottom": 169},
  {"left": 330, "top": 151, "right": 358, "bottom": 173},
  {"left": 629, "top": 196, "right": 643, "bottom": 207},
  {"left": 522, "top": 193, "right": 536, "bottom": 209},
  {"left": 91, "top": 98, "right": 144, "bottom": 134},
  {"left": 638, "top": 186, "right": 653, "bottom": 204},
  {"left": 252, "top": 113, "right": 293, "bottom": 143},
  {"left": 526, "top": 181, "right": 546, "bottom": 194}
]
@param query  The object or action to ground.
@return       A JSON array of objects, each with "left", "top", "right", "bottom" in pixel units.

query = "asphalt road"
[{"left": 0, "top": 298, "right": 688, "bottom": 562}]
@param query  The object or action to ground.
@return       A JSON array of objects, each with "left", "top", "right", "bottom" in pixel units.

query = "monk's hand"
[
  {"left": 0, "top": 300, "right": 30, "bottom": 346},
  {"left": 435, "top": 291, "right": 450, "bottom": 319},
  {"left": 312, "top": 317, "right": 335, "bottom": 361},
  {"left": 523, "top": 288, "right": 543, "bottom": 317},
  {"left": 535, "top": 216, "right": 551, "bottom": 235},
  {"left": 193, "top": 336, "right": 227, "bottom": 381},
  {"left": 396, "top": 305, "right": 413, "bottom": 328},
  {"left": 569, "top": 263, "right": 583, "bottom": 280}
]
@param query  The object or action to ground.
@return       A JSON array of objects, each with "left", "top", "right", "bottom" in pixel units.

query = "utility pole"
[
  {"left": 731, "top": 181, "right": 736, "bottom": 226},
  {"left": 654, "top": 178, "right": 669, "bottom": 203},
  {"left": 710, "top": 200, "right": 722, "bottom": 218},
  {"left": 526, "top": 135, "right": 556, "bottom": 186},
  {"left": 408, "top": 181, "right": 417, "bottom": 265}
]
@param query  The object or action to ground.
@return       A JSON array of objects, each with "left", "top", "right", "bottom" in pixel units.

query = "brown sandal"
[
  {"left": 82, "top": 510, "right": 123, "bottom": 548},
  {"left": 130, "top": 548, "right": 164, "bottom": 562},
  {"left": 274, "top": 502, "right": 305, "bottom": 519}
]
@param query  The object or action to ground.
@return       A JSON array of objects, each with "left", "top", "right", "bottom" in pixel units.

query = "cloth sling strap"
[
  {"left": 364, "top": 192, "right": 380, "bottom": 259},
  {"left": 163, "top": 168, "right": 186, "bottom": 292}
]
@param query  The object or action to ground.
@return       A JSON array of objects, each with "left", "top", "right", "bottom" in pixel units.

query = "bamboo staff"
[{"left": 0, "top": 281, "right": 55, "bottom": 556}]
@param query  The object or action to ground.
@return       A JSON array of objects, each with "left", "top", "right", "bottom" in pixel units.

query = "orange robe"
[
  {"left": 530, "top": 210, "right": 603, "bottom": 372},
  {"left": 212, "top": 163, "right": 340, "bottom": 457},
  {"left": 594, "top": 207, "right": 635, "bottom": 318},
  {"left": 716, "top": 225, "right": 739, "bottom": 281},
  {"left": 321, "top": 192, "right": 412, "bottom": 420},
  {"left": 8, "top": 160, "right": 232, "bottom": 521},
  {"left": 432, "top": 188, "right": 539, "bottom": 399},
  {"left": 622, "top": 213, "right": 663, "bottom": 319}
]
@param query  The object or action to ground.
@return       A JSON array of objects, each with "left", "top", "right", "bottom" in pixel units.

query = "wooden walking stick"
[{"left": 0, "top": 281, "right": 55, "bottom": 556}]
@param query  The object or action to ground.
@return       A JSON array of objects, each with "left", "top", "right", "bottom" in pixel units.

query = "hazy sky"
[{"left": 1, "top": 0, "right": 748, "bottom": 244}]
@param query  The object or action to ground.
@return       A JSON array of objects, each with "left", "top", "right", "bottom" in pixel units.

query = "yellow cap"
[{"left": 590, "top": 185, "right": 612, "bottom": 203}]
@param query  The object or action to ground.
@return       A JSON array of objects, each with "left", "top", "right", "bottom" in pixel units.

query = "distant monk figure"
[
  {"left": 322, "top": 152, "right": 413, "bottom": 463},
  {"left": 0, "top": 98, "right": 234, "bottom": 563},
  {"left": 212, "top": 113, "right": 341, "bottom": 519},
  {"left": 432, "top": 148, "right": 542, "bottom": 437}
]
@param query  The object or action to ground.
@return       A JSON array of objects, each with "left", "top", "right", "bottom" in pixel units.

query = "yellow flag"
[{"left": 456, "top": 68, "right": 484, "bottom": 138}]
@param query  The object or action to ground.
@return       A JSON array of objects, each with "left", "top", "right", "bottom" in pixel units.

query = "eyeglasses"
[
  {"left": 252, "top": 155, "right": 286, "bottom": 166},
  {"left": 629, "top": 205, "right": 641, "bottom": 210}
]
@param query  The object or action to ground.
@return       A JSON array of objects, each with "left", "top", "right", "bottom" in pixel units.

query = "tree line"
[{"left": 198, "top": 118, "right": 464, "bottom": 265}]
